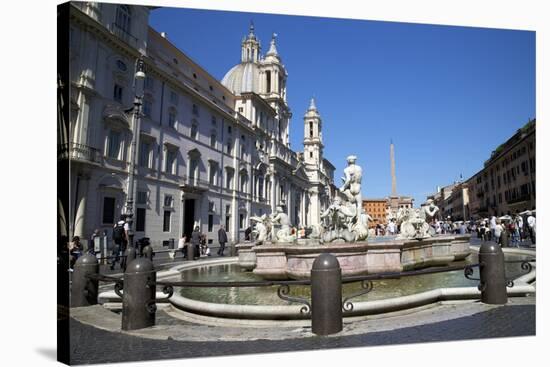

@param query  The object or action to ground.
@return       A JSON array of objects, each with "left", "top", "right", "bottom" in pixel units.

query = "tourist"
[
  {"left": 191, "top": 226, "right": 202, "bottom": 260},
  {"left": 516, "top": 213, "right": 524, "bottom": 242},
  {"left": 244, "top": 226, "right": 252, "bottom": 241},
  {"left": 494, "top": 219, "right": 504, "bottom": 246},
  {"left": 176, "top": 235, "right": 187, "bottom": 258},
  {"left": 527, "top": 211, "right": 536, "bottom": 245},
  {"left": 509, "top": 219, "right": 519, "bottom": 247},
  {"left": 203, "top": 243, "right": 212, "bottom": 257},
  {"left": 490, "top": 215, "right": 497, "bottom": 241},
  {"left": 218, "top": 225, "right": 228, "bottom": 256},
  {"left": 459, "top": 222, "right": 467, "bottom": 235},
  {"left": 69, "top": 236, "right": 83, "bottom": 270},
  {"left": 89, "top": 229, "right": 101, "bottom": 255},
  {"left": 480, "top": 223, "right": 488, "bottom": 242},
  {"left": 200, "top": 234, "right": 207, "bottom": 255},
  {"left": 387, "top": 219, "right": 396, "bottom": 235},
  {"left": 110, "top": 217, "right": 127, "bottom": 270}
]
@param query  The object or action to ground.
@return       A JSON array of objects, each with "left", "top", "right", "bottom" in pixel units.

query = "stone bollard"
[
  {"left": 122, "top": 258, "right": 156, "bottom": 331},
  {"left": 71, "top": 253, "right": 99, "bottom": 307},
  {"left": 500, "top": 230, "right": 509, "bottom": 248},
  {"left": 311, "top": 253, "right": 343, "bottom": 335},
  {"left": 187, "top": 243, "right": 195, "bottom": 261},
  {"left": 123, "top": 246, "right": 137, "bottom": 272},
  {"left": 142, "top": 245, "right": 154, "bottom": 261},
  {"left": 479, "top": 242, "right": 508, "bottom": 304}
]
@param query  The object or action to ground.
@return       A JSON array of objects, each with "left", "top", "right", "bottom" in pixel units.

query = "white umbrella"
[
  {"left": 499, "top": 215, "right": 512, "bottom": 220},
  {"left": 519, "top": 210, "right": 535, "bottom": 215}
]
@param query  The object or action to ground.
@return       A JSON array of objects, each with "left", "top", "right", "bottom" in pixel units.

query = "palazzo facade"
[{"left": 62, "top": 2, "right": 335, "bottom": 247}]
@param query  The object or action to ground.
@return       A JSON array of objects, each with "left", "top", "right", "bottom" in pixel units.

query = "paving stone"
[{"left": 67, "top": 301, "right": 535, "bottom": 365}]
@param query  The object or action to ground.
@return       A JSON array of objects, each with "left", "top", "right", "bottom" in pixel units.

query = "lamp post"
[{"left": 124, "top": 58, "right": 146, "bottom": 249}]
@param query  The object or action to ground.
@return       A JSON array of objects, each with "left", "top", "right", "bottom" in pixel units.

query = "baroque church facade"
[{"left": 63, "top": 3, "right": 335, "bottom": 248}]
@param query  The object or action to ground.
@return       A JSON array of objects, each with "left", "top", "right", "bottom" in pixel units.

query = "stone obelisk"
[{"left": 390, "top": 140, "right": 397, "bottom": 197}]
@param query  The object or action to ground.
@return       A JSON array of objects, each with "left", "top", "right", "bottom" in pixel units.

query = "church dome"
[{"left": 221, "top": 62, "right": 261, "bottom": 95}]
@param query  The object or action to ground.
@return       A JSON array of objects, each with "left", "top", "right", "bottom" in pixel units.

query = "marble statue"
[
  {"left": 339, "top": 155, "right": 363, "bottom": 222},
  {"left": 421, "top": 199, "right": 439, "bottom": 222},
  {"left": 351, "top": 208, "right": 369, "bottom": 241},
  {"left": 270, "top": 206, "right": 296, "bottom": 243},
  {"left": 386, "top": 207, "right": 397, "bottom": 223},
  {"left": 317, "top": 155, "right": 370, "bottom": 243},
  {"left": 320, "top": 196, "right": 356, "bottom": 242},
  {"left": 419, "top": 199, "right": 440, "bottom": 236},
  {"left": 308, "top": 223, "right": 323, "bottom": 239},
  {"left": 396, "top": 207, "right": 432, "bottom": 240},
  {"left": 250, "top": 214, "right": 271, "bottom": 245}
]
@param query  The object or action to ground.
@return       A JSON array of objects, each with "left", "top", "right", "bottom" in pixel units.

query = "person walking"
[
  {"left": 218, "top": 225, "right": 228, "bottom": 256},
  {"left": 69, "top": 236, "right": 83, "bottom": 270},
  {"left": 516, "top": 213, "right": 524, "bottom": 242},
  {"left": 489, "top": 215, "right": 497, "bottom": 241},
  {"left": 527, "top": 211, "right": 536, "bottom": 245},
  {"left": 175, "top": 235, "right": 187, "bottom": 259},
  {"left": 190, "top": 226, "right": 201, "bottom": 260},
  {"left": 89, "top": 229, "right": 100, "bottom": 255},
  {"left": 110, "top": 217, "right": 127, "bottom": 270},
  {"left": 494, "top": 219, "right": 503, "bottom": 246}
]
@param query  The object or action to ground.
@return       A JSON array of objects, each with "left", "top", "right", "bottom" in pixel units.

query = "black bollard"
[
  {"left": 187, "top": 243, "right": 195, "bottom": 261},
  {"left": 122, "top": 258, "right": 156, "bottom": 330},
  {"left": 500, "top": 230, "right": 509, "bottom": 248},
  {"left": 123, "top": 246, "right": 137, "bottom": 272},
  {"left": 142, "top": 245, "right": 154, "bottom": 261},
  {"left": 479, "top": 242, "right": 508, "bottom": 304},
  {"left": 311, "top": 253, "right": 343, "bottom": 335},
  {"left": 71, "top": 253, "right": 99, "bottom": 307}
]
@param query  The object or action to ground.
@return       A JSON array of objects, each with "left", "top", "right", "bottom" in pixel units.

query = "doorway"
[{"left": 183, "top": 199, "right": 195, "bottom": 240}]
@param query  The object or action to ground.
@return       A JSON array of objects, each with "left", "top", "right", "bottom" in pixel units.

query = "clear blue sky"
[{"left": 150, "top": 7, "right": 535, "bottom": 206}]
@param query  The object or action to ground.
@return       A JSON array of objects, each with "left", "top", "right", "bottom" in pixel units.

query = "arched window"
[
  {"left": 190, "top": 120, "right": 198, "bottom": 140},
  {"left": 168, "top": 108, "right": 177, "bottom": 129},
  {"left": 240, "top": 171, "right": 248, "bottom": 193},
  {"left": 258, "top": 174, "right": 264, "bottom": 201},
  {"left": 115, "top": 5, "right": 131, "bottom": 34},
  {"left": 210, "top": 130, "right": 217, "bottom": 148}
]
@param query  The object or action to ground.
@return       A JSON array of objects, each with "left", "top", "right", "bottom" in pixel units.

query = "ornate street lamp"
[{"left": 124, "top": 57, "right": 146, "bottom": 248}]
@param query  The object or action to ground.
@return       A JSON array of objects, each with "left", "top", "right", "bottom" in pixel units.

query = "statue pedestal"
[
  {"left": 238, "top": 235, "right": 471, "bottom": 280},
  {"left": 235, "top": 242, "right": 256, "bottom": 271}
]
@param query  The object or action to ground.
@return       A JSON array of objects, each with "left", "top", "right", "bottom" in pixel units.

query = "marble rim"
[{"left": 160, "top": 247, "right": 536, "bottom": 322}]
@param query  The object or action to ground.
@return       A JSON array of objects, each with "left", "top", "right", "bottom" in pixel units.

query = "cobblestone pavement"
[{"left": 68, "top": 300, "right": 535, "bottom": 365}]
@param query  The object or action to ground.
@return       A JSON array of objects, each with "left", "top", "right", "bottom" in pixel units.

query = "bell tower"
[
  {"left": 241, "top": 22, "right": 260, "bottom": 63},
  {"left": 303, "top": 98, "right": 323, "bottom": 166}
]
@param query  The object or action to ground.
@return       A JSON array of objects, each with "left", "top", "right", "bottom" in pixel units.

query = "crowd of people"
[
  {"left": 473, "top": 211, "right": 536, "bottom": 247},
  {"left": 67, "top": 208, "right": 536, "bottom": 272},
  {"left": 361, "top": 210, "right": 536, "bottom": 248}
]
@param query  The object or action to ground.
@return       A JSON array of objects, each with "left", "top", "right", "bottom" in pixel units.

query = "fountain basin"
[
  {"left": 164, "top": 249, "right": 534, "bottom": 320},
  {"left": 248, "top": 234, "right": 471, "bottom": 280}
]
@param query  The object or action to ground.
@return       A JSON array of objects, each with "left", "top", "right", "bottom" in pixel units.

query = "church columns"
[
  {"left": 73, "top": 91, "right": 92, "bottom": 146},
  {"left": 274, "top": 70, "right": 279, "bottom": 94},
  {"left": 309, "top": 189, "right": 320, "bottom": 226},
  {"left": 270, "top": 174, "right": 277, "bottom": 213},
  {"left": 287, "top": 183, "right": 292, "bottom": 221},
  {"left": 301, "top": 189, "right": 307, "bottom": 227},
  {"left": 73, "top": 173, "right": 90, "bottom": 240}
]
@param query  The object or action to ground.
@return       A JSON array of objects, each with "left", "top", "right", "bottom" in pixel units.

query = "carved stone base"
[{"left": 240, "top": 235, "right": 471, "bottom": 280}]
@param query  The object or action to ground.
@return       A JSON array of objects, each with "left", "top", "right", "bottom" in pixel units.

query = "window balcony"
[
  {"left": 507, "top": 194, "right": 531, "bottom": 205},
  {"left": 109, "top": 23, "right": 139, "bottom": 49},
  {"left": 180, "top": 175, "right": 209, "bottom": 192},
  {"left": 58, "top": 142, "right": 102, "bottom": 165}
]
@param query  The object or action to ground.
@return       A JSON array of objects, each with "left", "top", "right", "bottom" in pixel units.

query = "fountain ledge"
[{"left": 238, "top": 234, "right": 471, "bottom": 280}]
